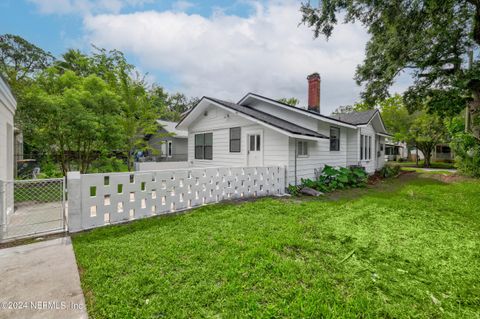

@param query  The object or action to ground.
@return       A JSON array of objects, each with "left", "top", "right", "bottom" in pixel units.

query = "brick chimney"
[{"left": 307, "top": 73, "right": 321, "bottom": 113}]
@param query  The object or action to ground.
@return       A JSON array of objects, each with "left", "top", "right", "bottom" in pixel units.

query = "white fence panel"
[
  {"left": 134, "top": 161, "right": 191, "bottom": 171},
  {"left": 68, "top": 166, "right": 285, "bottom": 232}
]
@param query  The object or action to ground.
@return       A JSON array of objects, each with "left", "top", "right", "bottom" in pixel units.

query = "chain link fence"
[{"left": 1, "top": 178, "right": 66, "bottom": 242}]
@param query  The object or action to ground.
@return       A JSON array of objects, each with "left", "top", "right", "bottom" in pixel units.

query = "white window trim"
[
  {"left": 297, "top": 140, "right": 309, "bottom": 158},
  {"left": 360, "top": 134, "right": 372, "bottom": 162}
]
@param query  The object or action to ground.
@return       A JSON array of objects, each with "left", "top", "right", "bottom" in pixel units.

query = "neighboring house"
[
  {"left": 385, "top": 141, "right": 409, "bottom": 161},
  {"left": 144, "top": 120, "right": 188, "bottom": 162},
  {"left": 0, "top": 75, "right": 16, "bottom": 182},
  {"left": 409, "top": 144, "right": 453, "bottom": 162},
  {"left": 176, "top": 73, "right": 390, "bottom": 185},
  {"left": 385, "top": 140, "right": 453, "bottom": 162}
]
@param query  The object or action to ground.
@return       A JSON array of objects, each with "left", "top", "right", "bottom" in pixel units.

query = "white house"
[
  {"left": 144, "top": 120, "right": 188, "bottom": 162},
  {"left": 177, "top": 73, "right": 390, "bottom": 185},
  {"left": 0, "top": 75, "right": 16, "bottom": 182}
]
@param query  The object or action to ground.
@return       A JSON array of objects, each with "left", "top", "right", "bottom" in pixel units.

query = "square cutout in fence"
[
  {"left": 141, "top": 198, "right": 146, "bottom": 209},
  {"left": 104, "top": 195, "right": 111, "bottom": 206},
  {"left": 90, "top": 186, "right": 96, "bottom": 197},
  {"left": 117, "top": 184, "right": 123, "bottom": 194},
  {"left": 161, "top": 196, "right": 166, "bottom": 206},
  {"left": 179, "top": 178, "right": 184, "bottom": 187},
  {"left": 104, "top": 213, "right": 110, "bottom": 223},
  {"left": 117, "top": 202, "right": 124, "bottom": 213},
  {"left": 151, "top": 190, "right": 157, "bottom": 199},
  {"left": 130, "top": 174, "right": 135, "bottom": 184},
  {"left": 141, "top": 182, "right": 146, "bottom": 191},
  {"left": 90, "top": 205, "right": 97, "bottom": 217},
  {"left": 104, "top": 176, "right": 110, "bottom": 186},
  {"left": 129, "top": 209, "right": 135, "bottom": 219},
  {"left": 151, "top": 205, "right": 156, "bottom": 213},
  {"left": 130, "top": 192, "right": 135, "bottom": 202}
]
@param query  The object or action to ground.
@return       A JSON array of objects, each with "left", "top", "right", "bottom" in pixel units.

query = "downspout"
[{"left": 294, "top": 138, "right": 298, "bottom": 186}]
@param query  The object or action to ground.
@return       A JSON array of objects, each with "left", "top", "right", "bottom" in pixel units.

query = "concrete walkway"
[
  {"left": 0, "top": 237, "right": 88, "bottom": 319},
  {"left": 413, "top": 167, "right": 457, "bottom": 173}
]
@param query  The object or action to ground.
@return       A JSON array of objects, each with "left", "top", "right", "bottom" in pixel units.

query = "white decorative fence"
[{"left": 67, "top": 166, "right": 286, "bottom": 232}]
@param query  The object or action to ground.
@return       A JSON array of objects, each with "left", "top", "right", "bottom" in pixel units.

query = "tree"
[
  {"left": 21, "top": 69, "right": 124, "bottom": 174},
  {"left": 408, "top": 112, "right": 448, "bottom": 168},
  {"left": 301, "top": 1, "right": 480, "bottom": 140},
  {"left": 378, "top": 94, "right": 413, "bottom": 140},
  {"left": 278, "top": 97, "right": 300, "bottom": 106},
  {"left": 0, "top": 34, "right": 54, "bottom": 91},
  {"left": 332, "top": 101, "right": 372, "bottom": 114}
]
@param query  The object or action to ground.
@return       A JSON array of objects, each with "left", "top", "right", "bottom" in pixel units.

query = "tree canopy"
[
  {"left": 1, "top": 34, "right": 198, "bottom": 175},
  {"left": 301, "top": 0, "right": 480, "bottom": 140}
]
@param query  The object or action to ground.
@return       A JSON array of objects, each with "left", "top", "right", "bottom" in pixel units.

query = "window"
[
  {"left": 249, "top": 135, "right": 255, "bottom": 151},
  {"left": 436, "top": 145, "right": 451, "bottom": 154},
  {"left": 229, "top": 127, "right": 241, "bottom": 152},
  {"left": 167, "top": 141, "right": 172, "bottom": 157},
  {"left": 194, "top": 133, "right": 213, "bottom": 160},
  {"left": 360, "top": 135, "right": 364, "bottom": 160},
  {"left": 297, "top": 141, "right": 308, "bottom": 157},
  {"left": 249, "top": 134, "right": 261, "bottom": 151},
  {"left": 360, "top": 134, "right": 372, "bottom": 160},
  {"left": 330, "top": 127, "right": 340, "bottom": 151},
  {"left": 368, "top": 136, "right": 372, "bottom": 160}
]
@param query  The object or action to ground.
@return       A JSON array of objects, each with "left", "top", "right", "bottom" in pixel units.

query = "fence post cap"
[{"left": 67, "top": 171, "right": 81, "bottom": 179}]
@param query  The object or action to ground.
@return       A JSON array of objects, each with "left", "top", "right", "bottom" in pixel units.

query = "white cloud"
[
  {"left": 172, "top": 1, "right": 195, "bottom": 12},
  {"left": 29, "top": 0, "right": 153, "bottom": 15},
  {"left": 81, "top": 0, "right": 369, "bottom": 114}
]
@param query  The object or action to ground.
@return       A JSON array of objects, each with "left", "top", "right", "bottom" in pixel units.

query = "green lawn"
[
  {"left": 394, "top": 160, "right": 455, "bottom": 169},
  {"left": 72, "top": 175, "right": 480, "bottom": 318}
]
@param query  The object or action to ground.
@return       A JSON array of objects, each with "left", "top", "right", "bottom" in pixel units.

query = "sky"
[{"left": 0, "top": 0, "right": 406, "bottom": 115}]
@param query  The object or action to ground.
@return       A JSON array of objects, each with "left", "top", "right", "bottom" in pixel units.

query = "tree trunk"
[{"left": 424, "top": 151, "right": 431, "bottom": 168}]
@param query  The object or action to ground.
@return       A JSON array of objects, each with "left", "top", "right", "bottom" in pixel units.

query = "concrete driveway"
[{"left": 0, "top": 237, "right": 87, "bottom": 319}]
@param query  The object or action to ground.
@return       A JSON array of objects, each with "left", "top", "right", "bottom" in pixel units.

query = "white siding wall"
[
  {"left": 286, "top": 122, "right": 348, "bottom": 185},
  {"left": 376, "top": 136, "right": 386, "bottom": 170},
  {"left": 188, "top": 106, "right": 289, "bottom": 172},
  {"left": 359, "top": 124, "right": 377, "bottom": 173},
  {"left": 0, "top": 79, "right": 16, "bottom": 182},
  {"left": 346, "top": 128, "right": 359, "bottom": 166}
]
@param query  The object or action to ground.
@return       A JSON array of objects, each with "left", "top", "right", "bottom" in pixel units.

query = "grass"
[
  {"left": 395, "top": 160, "right": 455, "bottom": 169},
  {"left": 72, "top": 175, "right": 480, "bottom": 318},
  {"left": 400, "top": 167, "right": 454, "bottom": 175}
]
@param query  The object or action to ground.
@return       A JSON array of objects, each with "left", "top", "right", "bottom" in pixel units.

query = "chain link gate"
[{"left": 0, "top": 178, "right": 66, "bottom": 242}]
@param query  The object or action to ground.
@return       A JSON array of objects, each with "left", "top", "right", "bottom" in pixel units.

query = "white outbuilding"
[{"left": 0, "top": 75, "right": 16, "bottom": 182}]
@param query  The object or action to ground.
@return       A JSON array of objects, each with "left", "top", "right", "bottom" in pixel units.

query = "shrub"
[
  {"left": 288, "top": 165, "right": 368, "bottom": 195},
  {"left": 450, "top": 133, "right": 480, "bottom": 177},
  {"left": 379, "top": 165, "right": 401, "bottom": 178}
]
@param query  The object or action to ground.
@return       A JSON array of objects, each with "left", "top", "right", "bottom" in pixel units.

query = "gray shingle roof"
[
  {"left": 156, "top": 120, "right": 187, "bottom": 138},
  {"left": 206, "top": 97, "right": 328, "bottom": 139},
  {"left": 239, "top": 92, "right": 357, "bottom": 127},
  {"left": 329, "top": 109, "right": 378, "bottom": 125}
]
